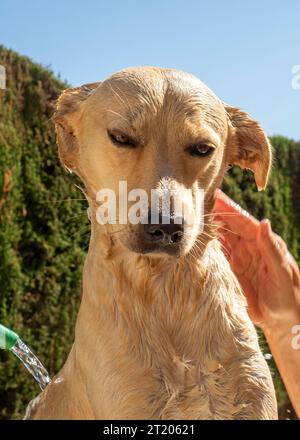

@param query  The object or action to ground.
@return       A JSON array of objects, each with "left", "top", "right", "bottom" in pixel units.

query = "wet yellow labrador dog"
[{"left": 27, "top": 67, "right": 277, "bottom": 419}]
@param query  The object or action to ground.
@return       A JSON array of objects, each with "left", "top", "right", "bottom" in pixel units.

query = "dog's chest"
[
  {"left": 92, "top": 338, "right": 250, "bottom": 420},
  {"left": 144, "top": 358, "right": 241, "bottom": 419},
  {"left": 87, "top": 303, "right": 255, "bottom": 420},
  {"left": 79, "top": 242, "right": 275, "bottom": 419}
]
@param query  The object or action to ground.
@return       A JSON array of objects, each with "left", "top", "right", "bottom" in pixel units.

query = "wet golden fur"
[{"left": 27, "top": 67, "right": 277, "bottom": 419}]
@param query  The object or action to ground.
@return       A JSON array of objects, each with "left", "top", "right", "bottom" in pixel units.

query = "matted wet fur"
[{"left": 26, "top": 67, "right": 277, "bottom": 419}]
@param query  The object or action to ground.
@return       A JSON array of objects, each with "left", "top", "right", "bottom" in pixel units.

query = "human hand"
[{"left": 213, "top": 189, "right": 300, "bottom": 331}]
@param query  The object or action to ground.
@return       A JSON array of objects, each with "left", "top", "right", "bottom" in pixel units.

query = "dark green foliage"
[
  {"left": 0, "top": 46, "right": 299, "bottom": 419},
  {"left": 0, "top": 46, "right": 89, "bottom": 419}
]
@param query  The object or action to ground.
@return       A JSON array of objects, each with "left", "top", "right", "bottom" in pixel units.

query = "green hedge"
[
  {"left": 0, "top": 46, "right": 89, "bottom": 419},
  {"left": 0, "top": 46, "right": 299, "bottom": 419}
]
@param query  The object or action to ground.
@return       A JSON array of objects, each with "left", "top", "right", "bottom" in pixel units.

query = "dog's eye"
[
  {"left": 108, "top": 130, "right": 136, "bottom": 148},
  {"left": 187, "top": 144, "right": 215, "bottom": 157}
]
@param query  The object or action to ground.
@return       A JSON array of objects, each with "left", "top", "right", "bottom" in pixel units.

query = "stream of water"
[{"left": 11, "top": 339, "right": 51, "bottom": 390}]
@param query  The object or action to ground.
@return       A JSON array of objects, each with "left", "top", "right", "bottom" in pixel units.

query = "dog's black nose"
[{"left": 143, "top": 214, "right": 184, "bottom": 245}]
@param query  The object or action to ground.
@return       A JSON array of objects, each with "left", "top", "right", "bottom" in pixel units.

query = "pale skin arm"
[{"left": 213, "top": 189, "right": 300, "bottom": 418}]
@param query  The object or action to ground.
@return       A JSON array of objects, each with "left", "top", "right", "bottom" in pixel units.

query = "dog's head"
[{"left": 53, "top": 67, "right": 271, "bottom": 258}]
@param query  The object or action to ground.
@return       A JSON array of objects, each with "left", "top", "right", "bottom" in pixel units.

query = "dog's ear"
[
  {"left": 52, "top": 82, "right": 100, "bottom": 172},
  {"left": 224, "top": 104, "right": 272, "bottom": 191}
]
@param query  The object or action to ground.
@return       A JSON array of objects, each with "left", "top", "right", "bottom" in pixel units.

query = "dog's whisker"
[
  {"left": 203, "top": 212, "right": 240, "bottom": 218},
  {"left": 107, "top": 84, "right": 136, "bottom": 123},
  {"left": 113, "top": 84, "right": 136, "bottom": 120},
  {"left": 205, "top": 223, "right": 241, "bottom": 237},
  {"left": 106, "top": 109, "right": 131, "bottom": 124},
  {"left": 199, "top": 220, "right": 240, "bottom": 238},
  {"left": 107, "top": 83, "right": 126, "bottom": 107},
  {"left": 198, "top": 232, "right": 216, "bottom": 242},
  {"left": 38, "top": 198, "right": 87, "bottom": 205}
]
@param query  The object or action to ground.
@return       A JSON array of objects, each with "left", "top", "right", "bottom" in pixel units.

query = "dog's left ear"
[{"left": 224, "top": 104, "right": 272, "bottom": 191}]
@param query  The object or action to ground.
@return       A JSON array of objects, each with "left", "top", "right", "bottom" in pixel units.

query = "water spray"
[{"left": 0, "top": 323, "right": 51, "bottom": 390}]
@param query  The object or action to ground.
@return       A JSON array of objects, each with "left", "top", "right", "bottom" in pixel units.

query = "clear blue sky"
[{"left": 1, "top": 0, "right": 300, "bottom": 139}]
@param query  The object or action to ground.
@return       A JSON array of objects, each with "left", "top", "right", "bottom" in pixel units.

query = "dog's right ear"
[{"left": 52, "top": 82, "right": 100, "bottom": 172}]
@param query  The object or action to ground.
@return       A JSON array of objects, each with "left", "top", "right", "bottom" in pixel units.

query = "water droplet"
[{"left": 264, "top": 353, "right": 273, "bottom": 361}]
